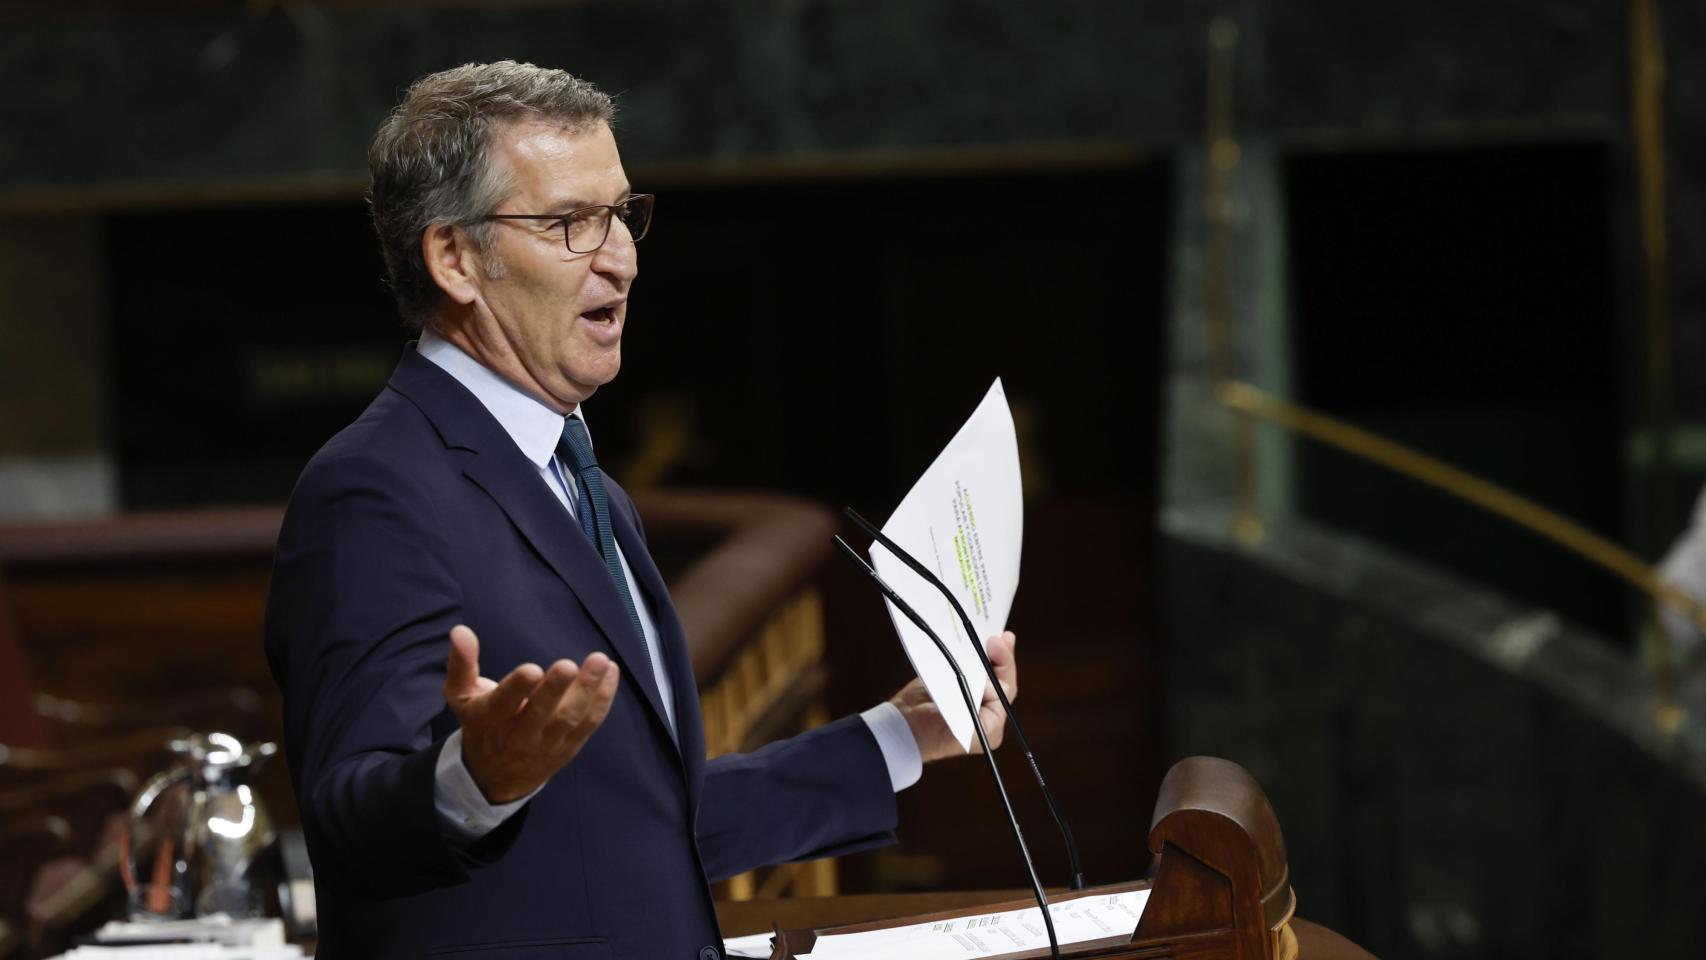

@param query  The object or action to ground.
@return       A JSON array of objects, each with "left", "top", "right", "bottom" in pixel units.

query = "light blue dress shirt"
[{"left": 417, "top": 330, "right": 921, "bottom": 841}]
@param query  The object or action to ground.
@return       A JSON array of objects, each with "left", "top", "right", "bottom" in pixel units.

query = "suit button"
[{"left": 699, "top": 947, "right": 720, "bottom": 960}]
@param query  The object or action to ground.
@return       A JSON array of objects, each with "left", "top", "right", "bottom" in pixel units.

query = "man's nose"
[{"left": 593, "top": 221, "right": 639, "bottom": 285}]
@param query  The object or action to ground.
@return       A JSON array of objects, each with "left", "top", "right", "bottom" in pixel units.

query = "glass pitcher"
[{"left": 120, "top": 731, "right": 278, "bottom": 920}]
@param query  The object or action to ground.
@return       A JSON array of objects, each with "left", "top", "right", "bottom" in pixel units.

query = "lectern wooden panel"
[
  {"left": 1133, "top": 756, "right": 1295, "bottom": 960},
  {"left": 768, "top": 757, "right": 1307, "bottom": 960}
]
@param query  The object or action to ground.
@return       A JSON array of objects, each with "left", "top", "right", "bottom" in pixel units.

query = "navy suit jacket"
[{"left": 265, "top": 346, "right": 898, "bottom": 959}]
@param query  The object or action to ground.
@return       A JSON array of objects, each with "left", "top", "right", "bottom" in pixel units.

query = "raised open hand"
[{"left": 443, "top": 624, "right": 621, "bottom": 804}]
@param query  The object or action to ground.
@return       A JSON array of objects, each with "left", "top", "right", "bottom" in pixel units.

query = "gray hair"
[{"left": 367, "top": 60, "right": 616, "bottom": 326}]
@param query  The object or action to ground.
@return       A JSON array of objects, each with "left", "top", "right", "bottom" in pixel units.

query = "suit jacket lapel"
[{"left": 388, "top": 348, "right": 677, "bottom": 744}]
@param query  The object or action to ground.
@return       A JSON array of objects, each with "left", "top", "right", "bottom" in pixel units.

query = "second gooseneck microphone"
[
  {"left": 832, "top": 535, "right": 1062, "bottom": 960},
  {"left": 842, "top": 506, "right": 1087, "bottom": 892}
]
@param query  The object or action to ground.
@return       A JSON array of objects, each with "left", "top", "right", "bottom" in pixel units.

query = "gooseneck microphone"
[
  {"left": 843, "top": 507, "right": 1088, "bottom": 892},
  {"left": 832, "top": 536, "right": 1062, "bottom": 960}
]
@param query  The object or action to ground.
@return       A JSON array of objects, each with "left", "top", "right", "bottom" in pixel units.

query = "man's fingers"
[
  {"left": 582, "top": 654, "right": 619, "bottom": 720},
  {"left": 444, "top": 625, "right": 483, "bottom": 703},
  {"left": 548, "top": 654, "right": 620, "bottom": 746},
  {"left": 486, "top": 661, "right": 547, "bottom": 718},
  {"left": 566, "top": 655, "right": 619, "bottom": 724},
  {"left": 972, "top": 632, "right": 1018, "bottom": 753},
  {"left": 986, "top": 631, "right": 1018, "bottom": 703},
  {"left": 518, "top": 659, "right": 579, "bottom": 730}
]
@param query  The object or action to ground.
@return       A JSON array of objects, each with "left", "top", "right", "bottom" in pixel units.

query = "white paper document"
[
  {"left": 723, "top": 932, "right": 776, "bottom": 958},
  {"left": 50, "top": 948, "right": 305, "bottom": 960},
  {"left": 47, "top": 916, "right": 306, "bottom": 959},
  {"left": 807, "top": 889, "right": 1149, "bottom": 960},
  {"left": 873, "top": 379, "right": 1023, "bottom": 752}
]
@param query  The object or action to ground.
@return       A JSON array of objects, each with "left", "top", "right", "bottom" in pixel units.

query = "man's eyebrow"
[
  {"left": 540, "top": 197, "right": 593, "bottom": 217},
  {"left": 541, "top": 186, "right": 634, "bottom": 216}
]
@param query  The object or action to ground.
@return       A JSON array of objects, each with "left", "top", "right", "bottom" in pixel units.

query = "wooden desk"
[{"left": 715, "top": 892, "right": 1375, "bottom": 960}]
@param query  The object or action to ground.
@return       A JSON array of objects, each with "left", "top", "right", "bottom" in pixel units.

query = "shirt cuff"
[
  {"left": 434, "top": 728, "right": 537, "bottom": 843},
  {"left": 860, "top": 701, "right": 923, "bottom": 792}
]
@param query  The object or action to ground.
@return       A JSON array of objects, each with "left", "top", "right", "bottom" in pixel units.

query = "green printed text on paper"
[{"left": 951, "top": 480, "right": 993, "bottom": 619}]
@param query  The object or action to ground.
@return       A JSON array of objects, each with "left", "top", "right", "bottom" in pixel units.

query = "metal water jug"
[{"left": 120, "top": 731, "right": 278, "bottom": 920}]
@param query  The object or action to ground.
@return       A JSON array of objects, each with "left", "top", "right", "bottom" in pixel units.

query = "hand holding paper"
[{"left": 891, "top": 630, "right": 1018, "bottom": 762}]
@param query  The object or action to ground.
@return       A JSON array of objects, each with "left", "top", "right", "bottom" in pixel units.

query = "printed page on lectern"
[
  {"left": 874, "top": 378, "right": 1023, "bottom": 752},
  {"left": 808, "top": 890, "right": 1150, "bottom": 959}
]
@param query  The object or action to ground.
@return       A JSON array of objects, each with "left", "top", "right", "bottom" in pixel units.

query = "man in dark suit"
[{"left": 264, "top": 61, "right": 1018, "bottom": 959}]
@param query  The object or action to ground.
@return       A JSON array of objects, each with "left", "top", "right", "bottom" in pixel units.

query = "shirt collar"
[{"left": 417, "top": 328, "right": 589, "bottom": 468}]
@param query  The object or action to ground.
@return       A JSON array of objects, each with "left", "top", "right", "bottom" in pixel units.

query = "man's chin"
[{"left": 564, "top": 362, "right": 620, "bottom": 403}]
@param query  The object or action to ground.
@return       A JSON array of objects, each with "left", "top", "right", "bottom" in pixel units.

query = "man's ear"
[{"left": 422, "top": 222, "right": 484, "bottom": 307}]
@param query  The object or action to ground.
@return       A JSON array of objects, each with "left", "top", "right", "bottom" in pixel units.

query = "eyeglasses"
[{"left": 484, "top": 193, "right": 654, "bottom": 254}]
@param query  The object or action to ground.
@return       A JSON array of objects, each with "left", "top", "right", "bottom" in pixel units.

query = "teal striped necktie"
[{"left": 559, "top": 416, "right": 648, "bottom": 652}]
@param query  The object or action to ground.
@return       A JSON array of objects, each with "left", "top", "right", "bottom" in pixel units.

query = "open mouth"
[{"left": 582, "top": 305, "right": 618, "bottom": 324}]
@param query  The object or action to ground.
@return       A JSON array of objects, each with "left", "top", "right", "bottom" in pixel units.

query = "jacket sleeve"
[
  {"left": 264, "top": 450, "right": 523, "bottom": 897},
  {"left": 693, "top": 714, "right": 899, "bottom": 882}
]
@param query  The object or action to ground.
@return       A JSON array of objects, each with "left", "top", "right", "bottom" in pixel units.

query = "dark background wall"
[
  {"left": 1286, "top": 141, "right": 1627, "bottom": 636},
  {"left": 7, "top": 0, "right": 1700, "bottom": 581},
  {"left": 101, "top": 165, "right": 1168, "bottom": 515},
  {"left": 4, "top": 0, "right": 1704, "bottom": 953},
  {"left": 1162, "top": 507, "right": 1706, "bottom": 960}
]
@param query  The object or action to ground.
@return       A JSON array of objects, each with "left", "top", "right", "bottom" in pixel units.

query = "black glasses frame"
[{"left": 484, "top": 193, "right": 654, "bottom": 254}]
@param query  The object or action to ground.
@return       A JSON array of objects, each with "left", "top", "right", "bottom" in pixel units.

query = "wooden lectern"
[{"left": 754, "top": 757, "right": 1363, "bottom": 960}]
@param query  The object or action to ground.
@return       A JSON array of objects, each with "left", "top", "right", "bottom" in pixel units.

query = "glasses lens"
[
  {"left": 619, "top": 195, "right": 653, "bottom": 243},
  {"left": 564, "top": 208, "right": 611, "bottom": 254},
  {"left": 561, "top": 196, "right": 652, "bottom": 253}
]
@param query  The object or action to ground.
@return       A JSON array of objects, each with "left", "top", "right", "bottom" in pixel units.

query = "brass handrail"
[
  {"left": 1631, "top": 0, "right": 1674, "bottom": 548},
  {"left": 1218, "top": 380, "right": 1696, "bottom": 732},
  {"left": 1201, "top": 16, "right": 1261, "bottom": 546}
]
